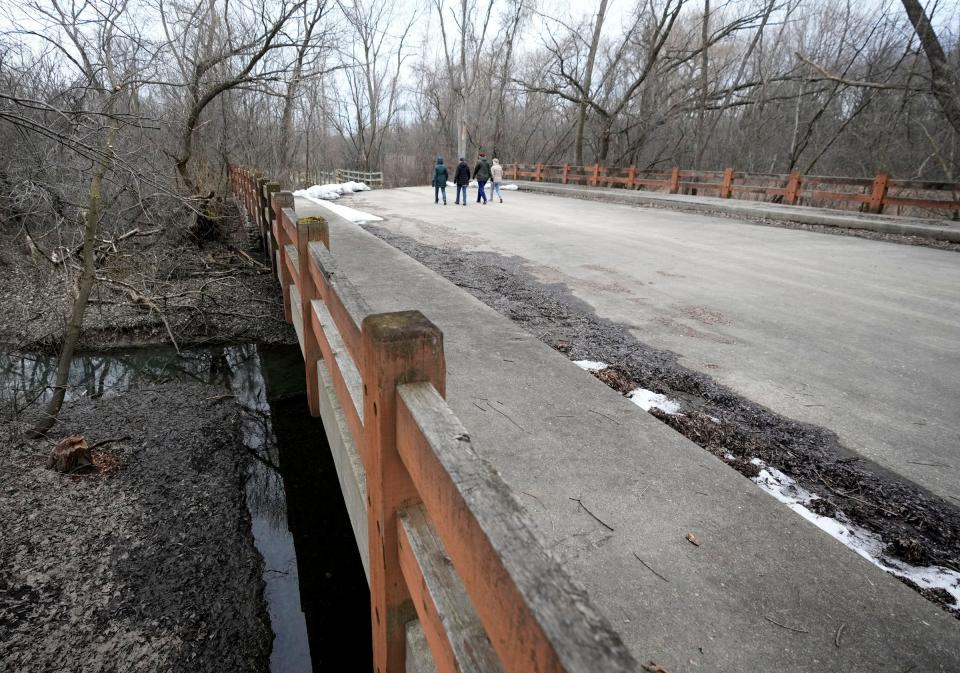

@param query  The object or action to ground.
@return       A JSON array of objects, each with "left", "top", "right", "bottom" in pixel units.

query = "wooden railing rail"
[
  {"left": 277, "top": 168, "right": 384, "bottom": 190},
  {"left": 506, "top": 163, "right": 960, "bottom": 217},
  {"left": 227, "top": 164, "right": 638, "bottom": 673},
  {"left": 337, "top": 168, "right": 384, "bottom": 187}
]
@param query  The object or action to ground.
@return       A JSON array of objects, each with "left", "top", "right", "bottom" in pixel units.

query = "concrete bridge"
[{"left": 230, "top": 167, "right": 960, "bottom": 673}]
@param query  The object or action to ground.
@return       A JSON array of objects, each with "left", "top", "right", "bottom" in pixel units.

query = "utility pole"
[{"left": 458, "top": 0, "right": 467, "bottom": 159}]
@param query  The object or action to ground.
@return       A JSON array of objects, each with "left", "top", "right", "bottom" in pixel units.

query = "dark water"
[{"left": 0, "top": 345, "right": 372, "bottom": 672}]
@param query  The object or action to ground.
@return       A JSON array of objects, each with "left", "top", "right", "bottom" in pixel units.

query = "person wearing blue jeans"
[
  {"left": 454, "top": 157, "right": 470, "bottom": 205},
  {"left": 432, "top": 157, "right": 448, "bottom": 204},
  {"left": 490, "top": 157, "right": 504, "bottom": 203},
  {"left": 473, "top": 152, "right": 491, "bottom": 204}
]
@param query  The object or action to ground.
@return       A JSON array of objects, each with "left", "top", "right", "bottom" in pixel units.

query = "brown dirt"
[
  {"left": 0, "top": 201, "right": 294, "bottom": 352},
  {"left": 0, "top": 383, "right": 271, "bottom": 672}
]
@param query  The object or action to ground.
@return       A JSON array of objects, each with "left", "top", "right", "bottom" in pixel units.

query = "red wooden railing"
[
  {"left": 505, "top": 163, "right": 960, "bottom": 217},
  {"left": 228, "top": 165, "right": 638, "bottom": 673}
]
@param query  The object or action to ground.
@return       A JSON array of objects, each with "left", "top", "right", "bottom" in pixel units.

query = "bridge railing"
[
  {"left": 273, "top": 169, "right": 385, "bottom": 190},
  {"left": 336, "top": 168, "right": 384, "bottom": 187},
  {"left": 505, "top": 163, "right": 960, "bottom": 218},
  {"left": 227, "top": 164, "right": 638, "bottom": 673}
]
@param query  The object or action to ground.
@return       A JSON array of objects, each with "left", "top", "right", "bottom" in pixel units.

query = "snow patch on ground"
[
  {"left": 627, "top": 388, "right": 683, "bottom": 415},
  {"left": 501, "top": 184, "right": 519, "bottom": 190},
  {"left": 298, "top": 196, "right": 383, "bottom": 224},
  {"left": 751, "top": 458, "right": 960, "bottom": 608},
  {"left": 573, "top": 358, "right": 683, "bottom": 414},
  {"left": 294, "top": 181, "right": 370, "bottom": 201}
]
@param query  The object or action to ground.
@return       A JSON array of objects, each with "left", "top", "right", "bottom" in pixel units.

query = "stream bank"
[{"left": 0, "top": 345, "right": 371, "bottom": 672}]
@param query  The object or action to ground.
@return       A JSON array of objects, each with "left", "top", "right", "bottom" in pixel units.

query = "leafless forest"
[
  {"left": 0, "top": 0, "right": 958, "bottom": 427},
  {"left": 3, "top": 0, "right": 959, "bottom": 195}
]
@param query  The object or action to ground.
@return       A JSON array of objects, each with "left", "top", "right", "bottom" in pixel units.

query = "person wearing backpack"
[
  {"left": 490, "top": 158, "right": 504, "bottom": 203},
  {"left": 432, "top": 157, "right": 448, "bottom": 205}
]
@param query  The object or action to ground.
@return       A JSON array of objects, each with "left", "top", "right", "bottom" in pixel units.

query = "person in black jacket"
[
  {"left": 453, "top": 157, "right": 470, "bottom": 206},
  {"left": 432, "top": 157, "right": 448, "bottom": 205}
]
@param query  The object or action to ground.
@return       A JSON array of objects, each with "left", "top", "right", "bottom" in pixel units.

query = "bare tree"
[
  {"left": 331, "top": 0, "right": 419, "bottom": 170},
  {"left": 1, "top": 0, "right": 159, "bottom": 435},
  {"left": 158, "top": 0, "right": 306, "bottom": 192}
]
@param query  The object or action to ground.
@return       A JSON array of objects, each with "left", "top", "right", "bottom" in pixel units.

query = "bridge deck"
[
  {"left": 294, "top": 194, "right": 960, "bottom": 673},
  {"left": 348, "top": 185, "right": 960, "bottom": 505}
]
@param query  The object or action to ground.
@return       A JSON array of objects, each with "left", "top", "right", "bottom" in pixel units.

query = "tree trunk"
[
  {"left": 30, "top": 111, "right": 120, "bottom": 437},
  {"left": 900, "top": 0, "right": 960, "bottom": 135},
  {"left": 576, "top": 0, "right": 608, "bottom": 166},
  {"left": 695, "top": 0, "right": 711, "bottom": 168}
]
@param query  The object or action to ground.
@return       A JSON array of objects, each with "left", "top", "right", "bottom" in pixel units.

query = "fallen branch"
[
  {"left": 89, "top": 435, "right": 132, "bottom": 450},
  {"left": 569, "top": 496, "right": 615, "bottom": 531},
  {"left": 95, "top": 276, "right": 181, "bottom": 353},
  {"left": 764, "top": 615, "right": 809, "bottom": 633},
  {"left": 633, "top": 552, "right": 669, "bottom": 582}
]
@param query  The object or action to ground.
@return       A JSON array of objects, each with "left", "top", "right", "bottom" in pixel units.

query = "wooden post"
[
  {"left": 263, "top": 182, "right": 281, "bottom": 270},
  {"left": 536, "top": 162, "right": 544, "bottom": 181},
  {"left": 562, "top": 162, "right": 569, "bottom": 184},
  {"left": 669, "top": 166, "right": 680, "bottom": 194},
  {"left": 785, "top": 172, "right": 802, "bottom": 205},
  {"left": 720, "top": 167, "right": 734, "bottom": 198},
  {"left": 591, "top": 163, "right": 600, "bottom": 187},
  {"left": 272, "top": 191, "right": 295, "bottom": 323},
  {"left": 361, "top": 310, "right": 446, "bottom": 673},
  {"left": 869, "top": 173, "right": 889, "bottom": 214},
  {"left": 255, "top": 177, "right": 269, "bottom": 244},
  {"left": 297, "top": 215, "right": 330, "bottom": 416},
  {"left": 245, "top": 170, "right": 255, "bottom": 219},
  {"left": 627, "top": 165, "right": 636, "bottom": 190}
]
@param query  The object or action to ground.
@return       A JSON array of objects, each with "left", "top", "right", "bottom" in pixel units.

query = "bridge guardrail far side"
[
  {"left": 505, "top": 162, "right": 960, "bottom": 218},
  {"left": 228, "top": 164, "right": 640, "bottom": 673}
]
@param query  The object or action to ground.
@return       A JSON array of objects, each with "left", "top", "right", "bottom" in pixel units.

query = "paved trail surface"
[{"left": 349, "top": 186, "right": 960, "bottom": 504}]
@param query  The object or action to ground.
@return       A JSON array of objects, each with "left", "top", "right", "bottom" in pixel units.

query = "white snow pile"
[
  {"left": 294, "top": 181, "right": 371, "bottom": 201},
  {"left": 626, "top": 388, "right": 683, "bottom": 415},
  {"left": 751, "top": 458, "right": 960, "bottom": 608},
  {"left": 501, "top": 184, "right": 519, "bottom": 190},
  {"left": 298, "top": 196, "right": 383, "bottom": 224},
  {"left": 573, "top": 359, "right": 683, "bottom": 415}
]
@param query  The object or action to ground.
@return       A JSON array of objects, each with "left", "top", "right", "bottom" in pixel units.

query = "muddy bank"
[
  {"left": 364, "top": 224, "right": 960, "bottom": 617},
  {"left": 0, "top": 381, "right": 271, "bottom": 672},
  {"left": 0, "top": 201, "right": 294, "bottom": 352}
]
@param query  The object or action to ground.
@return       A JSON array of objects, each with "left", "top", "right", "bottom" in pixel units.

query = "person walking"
[
  {"left": 432, "top": 157, "right": 448, "bottom": 205},
  {"left": 490, "top": 157, "right": 504, "bottom": 203},
  {"left": 473, "top": 152, "right": 491, "bottom": 204},
  {"left": 454, "top": 157, "right": 470, "bottom": 206}
]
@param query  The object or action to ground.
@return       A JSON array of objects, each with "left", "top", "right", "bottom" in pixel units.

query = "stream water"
[{"left": 0, "top": 344, "right": 372, "bottom": 672}]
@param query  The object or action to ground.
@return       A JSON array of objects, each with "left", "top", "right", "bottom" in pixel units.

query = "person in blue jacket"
[
  {"left": 453, "top": 157, "right": 470, "bottom": 206},
  {"left": 432, "top": 157, "right": 448, "bottom": 204}
]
